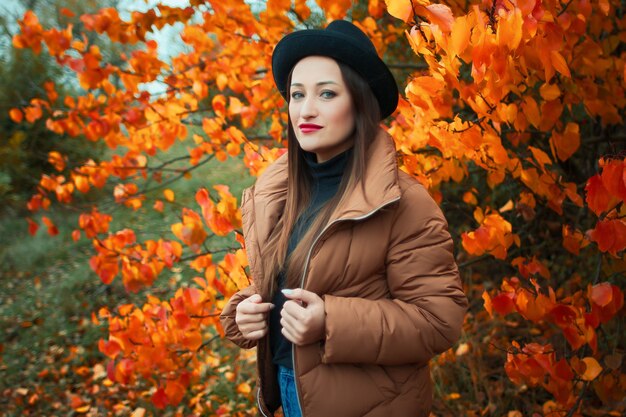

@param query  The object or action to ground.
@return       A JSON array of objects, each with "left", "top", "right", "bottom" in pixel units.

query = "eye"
[
  {"left": 320, "top": 90, "right": 337, "bottom": 99},
  {"left": 290, "top": 91, "right": 304, "bottom": 100}
]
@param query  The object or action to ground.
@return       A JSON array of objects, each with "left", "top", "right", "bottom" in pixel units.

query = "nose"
[{"left": 299, "top": 95, "right": 318, "bottom": 119}]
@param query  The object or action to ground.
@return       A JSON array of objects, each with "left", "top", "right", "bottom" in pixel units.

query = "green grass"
[{"left": 0, "top": 150, "right": 255, "bottom": 416}]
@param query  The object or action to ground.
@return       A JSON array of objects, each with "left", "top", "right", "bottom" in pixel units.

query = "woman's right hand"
[{"left": 235, "top": 294, "right": 274, "bottom": 340}]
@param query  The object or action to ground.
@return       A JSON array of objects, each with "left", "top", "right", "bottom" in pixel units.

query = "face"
[{"left": 289, "top": 56, "right": 355, "bottom": 163}]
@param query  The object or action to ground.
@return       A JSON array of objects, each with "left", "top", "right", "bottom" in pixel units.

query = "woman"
[{"left": 220, "top": 20, "right": 468, "bottom": 417}]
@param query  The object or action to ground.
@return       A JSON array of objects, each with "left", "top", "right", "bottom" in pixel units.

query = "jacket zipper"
[{"left": 291, "top": 196, "right": 401, "bottom": 416}]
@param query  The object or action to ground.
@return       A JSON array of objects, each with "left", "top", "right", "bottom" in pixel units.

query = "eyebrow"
[{"left": 290, "top": 81, "right": 340, "bottom": 88}]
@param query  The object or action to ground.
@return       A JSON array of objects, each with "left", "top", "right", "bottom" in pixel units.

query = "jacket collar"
[
  {"left": 246, "top": 128, "right": 401, "bottom": 242},
  {"left": 328, "top": 128, "right": 401, "bottom": 222}
]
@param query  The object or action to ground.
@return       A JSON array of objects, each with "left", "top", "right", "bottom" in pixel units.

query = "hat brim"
[{"left": 272, "top": 30, "right": 399, "bottom": 120}]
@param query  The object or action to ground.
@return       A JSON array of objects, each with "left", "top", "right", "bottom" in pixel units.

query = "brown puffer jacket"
[{"left": 220, "top": 129, "right": 468, "bottom": 416}]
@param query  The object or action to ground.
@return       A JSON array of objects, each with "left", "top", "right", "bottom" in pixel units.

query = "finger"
[
  {"left": 238, "top": 301, "right": 274, "bottom": 314},
  {"left": 282, "top": 288, "right": 320, "bottom": 305},
  {"left": 247, "top": 294, "right": 263, "bottom": 303},
  {"left": 244, "top": 327, "right": 268, "bottom": 340},
  {"left": 240, "top": 320, "right": 267, "bottom": 334},
  {"left": 282, "top": 300, "right": 306, "bottom": 320},
  {"left": 280, "top": 325, "right": 301, "bottom": 345},
  {"left": 235, "top": 312, "right": 267, "bottom": 325},
  {"left": 280, "top": 313, "right": 303, "bottom": 336}
]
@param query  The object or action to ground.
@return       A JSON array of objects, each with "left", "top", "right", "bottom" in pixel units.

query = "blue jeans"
[{"left": 278, "top": 366, "right": 302, "bottom": 417}]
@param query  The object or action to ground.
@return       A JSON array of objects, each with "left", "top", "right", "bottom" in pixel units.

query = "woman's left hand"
[{"left": 280, "top": 288, "right": 325, "bottom": 346}]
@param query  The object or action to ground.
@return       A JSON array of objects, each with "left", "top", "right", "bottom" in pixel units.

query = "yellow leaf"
[
  {"left": 131, "top": 408, "right": 146, "bottom": 417},
  {"left": 581, "top": 357, "right": 602, "bottom": 381},
  {"left": 163, "top": 189, "right": 175, "bottom": 202},
  {"left": 425, "top": 4, "right": 454, "bottom": 32},
  {"left": 455, "top": 342, "right": 470, "bottom": 356},
  {"left": 216, "top": 73, "right": 228, "bottom": 91},
  {"left": 237, "top": 382, "right": 251, "bottom": 394},
  {"left": 539, "top": 83, "right": 561, "bottom": 101},
  {"left": 449, "top": 15, "right": 471, "bottom": 58},
  {"left": 385, "top": 0, "right": 415, "bottom": 22},
  {"left": 75, "top": 405, "right": 91, "bottom": 413},
  {"left": 499, "top": 200, "right": 514, "bottom": 213}
]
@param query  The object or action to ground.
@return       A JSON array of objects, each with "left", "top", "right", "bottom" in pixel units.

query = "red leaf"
[
  {"left": 60, "top": 8, "right": 75, "bottom": 18},
  {"left": 585, "top": 174, "right": 615, "bottom": 215},
  {"left": 98, "top": 338, "right": 122, "bottom": 359},
  {"left": 590, "top": 283, "right": 613, "bottom": 307},
  {"left": 41, "top": 216, "right": 59, "bottom": 236},
  {"left": 601, "top": 159, "right": 626, "bottom": 201},
  {"left": 151, "top": 387, "right": 168, "bottom": 409},
  {"left": 491, "top": 293, "right": 517, "bottom": 315},
  {"left": 589, "top": 219, "right": 626, "bottom": 255},
  {"left": 27, "top": 218, "right": 39, "bottom": 235}
]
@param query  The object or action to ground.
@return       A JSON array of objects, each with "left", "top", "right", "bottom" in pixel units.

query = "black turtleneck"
[{"left": 269, "top": 148, "right": 352, "bottom": 368}]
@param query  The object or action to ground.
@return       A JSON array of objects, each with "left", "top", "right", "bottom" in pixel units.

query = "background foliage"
[{"left": 1, "top": 0, "right": 624, "bottom": 416}]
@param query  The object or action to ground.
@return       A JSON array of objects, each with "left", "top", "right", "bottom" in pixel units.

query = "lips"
[{"left": 299, "top": 123, "right": 322, "bottom": 133}]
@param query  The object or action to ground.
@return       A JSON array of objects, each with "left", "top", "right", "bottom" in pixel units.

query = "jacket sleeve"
[
  {"left": 321, "top": 184, "right": 468, "bottom": 366},
  {"left": 219, "top": 284, "right": 259, "bottom": 349}
]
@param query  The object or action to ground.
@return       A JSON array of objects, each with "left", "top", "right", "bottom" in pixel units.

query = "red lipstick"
[{"left": 299, "top": 123, "right": 322, "bottom": 133}]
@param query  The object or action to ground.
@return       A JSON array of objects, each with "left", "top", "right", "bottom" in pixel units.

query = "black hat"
[{"left": 271, "top": 20, "right": 399, "bottom": 120}]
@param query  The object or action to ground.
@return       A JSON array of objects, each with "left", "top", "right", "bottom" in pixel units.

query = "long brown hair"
[{"left": 258, "top": 60, "right": 382, "bottom": 300}]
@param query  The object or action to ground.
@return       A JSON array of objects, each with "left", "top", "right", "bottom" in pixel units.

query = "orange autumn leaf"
[
  {"left": 461, "top": 207, "right": 517, "bottom": 259},
  {"left": 237, "top": 382, "right": 252, "bottom": 394},
  {"left": 368, "top": 0, "right": 385, "bottom": 18},
  {"left": 600, "top": 159, "right": 626, "bottom": 202},
  {"left": 423, "top": 4, "right": 454, "bottom": 32},
  {"left": 522, "top": 96, "right": 541, "bottom": 128},
  {"left": 496, "top": 7, "right": 523, "bottom": 50},
  {"left": 385, "top": 0, "right": 417, "bottom": 23},
  {"left": 562, "top": 225, "right": 589, "bottom": 255},
  {"left": 13, "top": 11, "right": 44, "bottom": 54},
  {"left": 99, "top": 338, "right": 122, "bottom": 358},
  {"left": 171, "top": 208, "right": 207, "bottom": 252},
  {"left": 196, "top": 186, "right": 241, "bottom": 236},
  {"left": 41, "top": 216, "right": 59, "bottom": 236},
  {"left": 9, "top": 108, "right": 23, "bottom": 123},
  {"left": 550, "top": 50, "right": 571, "bottom": 78},
  {"left": 316, "top": 0, "right": 352, "bottom": 20},
  {"left": 47, "top": 151, "right": 66, "bottom": 172},
  {"left": 295, "top": 0, "right": 312, "bottom": 20},
  {"left": 539, "top": 83, "right": 561, "bottom": 101},
  {"left": 164, "top": 379, "right": 186, "bottom": 406},
  {"left": 482, "top": 291, "right": 493, "bottom": 317},
  {"left": 580, "top": 357, "right": 603, "bottom": 381},
  {"left": 550, "top": 122, "right": 580, "bottom": 162},
  {"left": 79, "top": 208, "right": 112, "bottom": 238}
]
